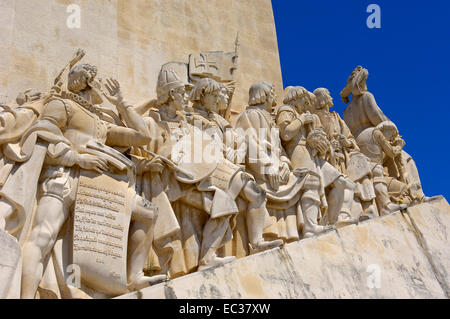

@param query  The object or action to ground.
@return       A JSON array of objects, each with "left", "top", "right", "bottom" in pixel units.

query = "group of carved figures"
[{"left": 0, "top": 51, "right": 427, "bottom": 298}]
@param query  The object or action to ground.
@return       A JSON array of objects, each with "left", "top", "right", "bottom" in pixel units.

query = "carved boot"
[
  {"left": 198, "top": 216, "right": 236, "bottom": 271},
  {"left": 198, "top": 253, "right": 236, "bottom": 271},
  {"left": 128, "top": 272, "right": 168, "bottom": 291},
  {"left": 302, "top": 198, "right": 335, "bottom": 238},
  {"left": 247, "top": 207, "right": 283, "bottom": 254},
  {"left": 381, "top": 202, "right": 407, "bottom": 216},
  {"left": 335, "top": 211, "right": 359, "bottom": 228}
]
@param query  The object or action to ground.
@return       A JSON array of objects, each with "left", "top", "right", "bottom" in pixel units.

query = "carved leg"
[
  {"left": 241, "top": 181, "right": 282, "bottom": 253},
  {"left": 301, "top": 174, "right": 334, "bottom": 238},
  {"left": 373, "top": 165, "right": 406, "bottom": 215},
  {"left": 374, "top": 182, "right": 406, "bottom": 216},
  {"left": 127, "top": 195, "right": 166, "bottom": 291},
  {"left": 330, "top": 176, "right": 357, "bottom": 227},
  {"left": 198, "top": 216, "right": 235, "bottom": 270},
  {"left": 359, "top": 199, "right": 378, "bottom": 221},
  {"left": 302, "top": 198, "right": 334, "bottom": 238},
  {"left": 21, "top": 195, "right": 69, "bottom": 299}
]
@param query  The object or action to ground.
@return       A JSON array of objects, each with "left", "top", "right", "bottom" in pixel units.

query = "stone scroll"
[{"left": 73, "top": 170, "right": 133, "bottom": 295}]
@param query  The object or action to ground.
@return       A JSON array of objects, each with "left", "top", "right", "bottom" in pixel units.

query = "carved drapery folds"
[{"left": 0, "top": 50, "right": 429, "bottom": 299}]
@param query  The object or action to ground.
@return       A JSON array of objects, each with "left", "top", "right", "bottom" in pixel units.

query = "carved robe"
[
  {"left": 137, "top": 108, "right": 242, "bottom": 276},
  {"left": 0, "top": 99, "right": 48, "bottom": 240},
  {"left": 314, "top": 109, "right": 358, "bottom": 173},
  {"left": 235, "top": 105, "right": 306, "bottom": 242},
  {"left": 188, "top": 107, "right": 258, "bottom": 258},
  {"left": 15, "top": 93, "right": 162, "bottom": 298},
  {"left": 276, "top": 105, "right": 330, "bottom": 204},
  {"left": 343, "top": 91, "right": 425, "bottom": 201},
  {"left": 314, "top": 108, "right": 376, "bottom": 218}
]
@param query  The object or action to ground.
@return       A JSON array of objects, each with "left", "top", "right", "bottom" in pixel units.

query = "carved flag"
[{"left": 189, "top": 51, "right": 238, "bottom": 83}]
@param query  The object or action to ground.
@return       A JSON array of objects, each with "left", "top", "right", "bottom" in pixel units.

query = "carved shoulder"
[{"left": 41, "top": 98, "right": 71, "bottom": 128}]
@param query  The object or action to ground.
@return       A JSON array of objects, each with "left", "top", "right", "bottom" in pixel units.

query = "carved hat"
[{"left": 156, "top": 69, "right": 192, "bottom": 99}]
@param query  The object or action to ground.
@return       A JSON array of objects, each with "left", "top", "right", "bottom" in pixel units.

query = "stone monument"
[{"left": 0, "top": 0, "right": 448, "bottom": 299}]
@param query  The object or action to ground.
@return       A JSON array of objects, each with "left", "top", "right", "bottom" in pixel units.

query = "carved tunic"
[
  {"left": 235, "top": 105, "right": 307, "bottom": 242},
  {"left": 43, "top": 97, "right": 109, "bottom": 151}
]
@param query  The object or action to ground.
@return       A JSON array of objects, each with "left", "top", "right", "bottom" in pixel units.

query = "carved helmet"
[{"left": 156, "top": 69, "right": 185, "bottom": 99}]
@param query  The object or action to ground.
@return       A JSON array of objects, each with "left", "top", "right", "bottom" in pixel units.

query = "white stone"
[
  {"left": 0, "top": 229, "right": 22, "bottom": 299},
  {"left": 118, "top": 199, "right": 450, "bottom": 299}
]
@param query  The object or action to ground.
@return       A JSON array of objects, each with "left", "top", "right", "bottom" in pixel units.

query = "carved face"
[
  {"left": 314, "top": 91, "right": 333, "bottom": 110},
  {"left": 201, "top": 90, "right": 220, "bottom": 113},
  {"left": 294, "top": 95, "right": 312, "bottom": 114},
  {"left": 266, "top": 87, "right": 277, "bottom": 111},
  {"left": 68, "top": 66, "right": 89, "bottom": 93},
  {"left": 170, "top": 85, "right": 187, "bottom": 111},
  {"left": 217, "top": 87, "right": 229, "bottom": 112},
  {"left": 68, "top": 64, "right": 103, "bottom": 104}
]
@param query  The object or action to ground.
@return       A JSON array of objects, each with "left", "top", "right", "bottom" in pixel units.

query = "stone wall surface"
[
  {"left": 0, "top": 0, "right": 283, "bottom": 117},
  {"left": 118, "top": 197, "right": 450, "bottom": 299},
  {"left": 0, "top": 230, "right": 22, "bottom": 299}
]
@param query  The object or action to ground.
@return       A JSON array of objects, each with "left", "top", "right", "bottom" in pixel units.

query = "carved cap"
[{"left": 156, "top": 69, "right": 186, "bottom": 99}]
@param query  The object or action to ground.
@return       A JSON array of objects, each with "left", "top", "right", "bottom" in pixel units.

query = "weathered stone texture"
[
  {"left": 118, "top": 197, "right": 450, "bottom": 299},
  {"left": 0, "top": 230, "right": 21, "bottom": 299},
  {"left": 0, "top": 0, "right": 283, "bottom": 118}
]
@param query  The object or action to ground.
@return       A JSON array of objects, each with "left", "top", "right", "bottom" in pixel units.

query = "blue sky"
[{"left": 272, "top": 0, "right": 450, "bottom": 199}]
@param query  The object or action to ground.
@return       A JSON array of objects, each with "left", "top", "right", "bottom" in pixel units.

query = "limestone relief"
[{"left": 0, "top": 48, "right": 438, "bottom": 299}]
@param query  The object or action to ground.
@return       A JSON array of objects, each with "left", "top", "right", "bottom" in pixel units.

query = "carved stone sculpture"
[
  {"left": 340, "top": 66, "right": 426, "bottom": 203},
  {"left": 278, "top": 87, "right": 357, "bottom": 233},
  {"left": 314, "top": 88, "right": 402, "bottom": 220},
  {"left": 18, "top": 62, "right": 166, "bottom": 298},
  {"left": 134, "top": 71, "right": 237, "bottom": 274},
  {"left": 0, "top": 90, "right": 48, "bottom": 239},
  {"left": 188, "top": 78, "right": 283, "bottom": 253},
  {"left": 235, "top": 82, "right": 327, "bottom": 241},
  {"left": 0, "top": 43, "right": 443, "bottom": 299}
]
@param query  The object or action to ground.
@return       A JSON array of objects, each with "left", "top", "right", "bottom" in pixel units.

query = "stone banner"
[{"left": 73, "top": 170, "right": 132, "bottom": 295}]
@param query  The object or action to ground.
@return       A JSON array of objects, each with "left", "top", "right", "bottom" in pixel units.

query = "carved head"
[
  {"left": 189, "top": 78, "right": 221, "bottom": 113},
  {"left": 283, "top": 86, "right": 316, "bottom": 113},
  {"left": 248, "top": 81, "right": 277, "bottom": 112},
  {"left": 313, "top": 88, "right": 333, "bottom": 111},
  {"left": 376, "top": 121, "right": 399, "bottom": 141},
  {"left": 156, "top": 69, "right": 188, "bottom": 111},
  {"left": 217, "top": 83, "right": 230, "bottom": 113},
  {"left": 68, "top": 63, "right": 103, "bottom": 104},
  {"left": 340, "top": 66, "right": 369, "bottom": 103},
  {"left": 68, "top": 64, "right": 98, "bottom": 93}
]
